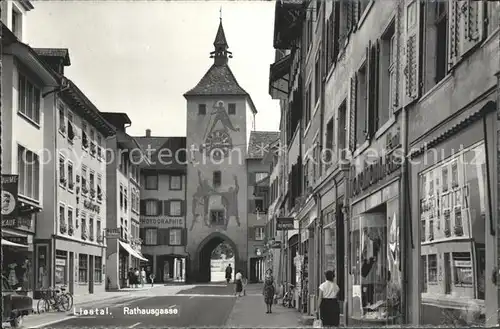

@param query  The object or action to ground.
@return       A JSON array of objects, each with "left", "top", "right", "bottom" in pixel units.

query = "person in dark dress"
[
  {"left": 262, "top": 273, "right": 275, "bottom": 313},
  {"left": 317, "top": 270, "right": 340, "bottom": 327},
  {"left": 234, "top": 270, "right": 243, "bottom": 297}
]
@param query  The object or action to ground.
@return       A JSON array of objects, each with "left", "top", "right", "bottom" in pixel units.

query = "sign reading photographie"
[
  {"left": 140, "top": 217, "right": 185, "bottom": 227},
  {"left": 1, "top": 175, "right": 19, "bottom": 219},
  {"left": 276, "top": 217, "right": 294, "bottom": 230}
]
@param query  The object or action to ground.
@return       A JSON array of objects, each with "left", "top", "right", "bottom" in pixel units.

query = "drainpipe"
[
  {"left": 400, "top": 100, "right": 409, "bottom": 324},
  {"left": 342, "top": 165, "right": 351, "bottom": 326}
]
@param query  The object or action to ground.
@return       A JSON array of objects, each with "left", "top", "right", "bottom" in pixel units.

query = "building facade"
[
  {"left": 136, "top": 132, "right": 188, "bottom": 283},
  {"left": 271, "top": 0, "right": 500, "bottom": 326},
  {"left": 0, "top": 2, "right": 58, "bottom": 297},
  {"left": 102, "top": 112, "right": 148, "bottom": 290},
  {"left": 183, "top": 19, "right": 255, "bottom": 282},
  {"left": 34, "top": 50, "right": 115, "bottom": 296},
  {"left": 247, "top": 131, "right": 279, "bottom": 282}
]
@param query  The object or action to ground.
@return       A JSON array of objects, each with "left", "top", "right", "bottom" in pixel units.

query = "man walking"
[{"left": 225, "top": 264, "right": 232, "bottom": 284}]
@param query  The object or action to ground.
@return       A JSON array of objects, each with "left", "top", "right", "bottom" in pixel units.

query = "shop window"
[
  {"left": 55, "top": 252, "right": 67, "bottom": 285},
  {"left": 78, "top": 254, "right": 88, "bottom": 283},
  {"left": 94, "top": 256, "right": 102, "bottom": 283},
  {"left": 421, "top": 256, "right": 427, "bottom": 292},
  {"left": 452, "top": 252, "right": 473, "bottom": 286},
  {"left": 427, "top": 254, "right": 437, "bottom": 283},
  {"left": 145, "top": 228, "right": 157, "bottom": 245},
  {"left": 169, "top": 229, "right": 182, "bottom": 246}
]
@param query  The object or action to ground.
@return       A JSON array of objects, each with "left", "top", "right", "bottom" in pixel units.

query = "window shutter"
[
  {"left": 162, "top": 200, "right": 169, "bottom": 216},
  {"left": 248, "top": 200, "right": 256, "bottom": 213},
  {"left": 181, "top": 228, "right": 187, "bottom": 246},
  {"left": 374, "top": 40, "right": 381, "bottom": 130},
  {"left": 158, "top": 228, "right": 168, "bottom": 245},
  {"left": 404, "top": 0, "right": 421, "bottom": 104},
  {"left": 248, "top": 172, "right": 256, "bottom": 185},
  {"left": 461, "top": 0, "right": 485, "bottom": 55},
  {"left": 140, "top": 200, "right": 146, "bottom": 215},
  {"left": 180, "top": 200, "right": 185, "bottom": 216},
  {"left": 345, "top": 1, "right": 353, "bottom": 33},
  {"left": 352, "top": 0, "right": 360, "bottom": 31},
  {"left": 393, "top": 2, "right": 402, "bottom": 110},
  {"left": 448, "top": 0, "right": 462, "bottom": 69},
  {"left": 348, "top": 74, "right": 357, "bottom": 152},
  {"left": 365, "top": 43, "right": 372, "bottom": 139}
]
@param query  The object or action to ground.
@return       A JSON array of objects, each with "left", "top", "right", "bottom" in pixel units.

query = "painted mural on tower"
[
  {"left": 190, "top": 170, "right": 240, "bottom": 231},
  {"left": 203, "top": 101, "right": 239, "bottom": 159}
]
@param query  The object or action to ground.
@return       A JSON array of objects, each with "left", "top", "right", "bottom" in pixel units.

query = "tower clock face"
[{"left": 205, "top": 129, "right": 232, "bottom": 159}]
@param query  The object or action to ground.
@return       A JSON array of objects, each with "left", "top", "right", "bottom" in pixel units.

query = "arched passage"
[{"left": 195, "top": 232, "right": 239, "bottom": 283}]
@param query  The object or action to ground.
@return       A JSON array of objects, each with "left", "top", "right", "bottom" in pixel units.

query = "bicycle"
[
  {"left": 282, "top": 283, "right": 295, "bottom": 308},
  {"left": 37, "top": 286, "right": 72, "bottom": 313}
]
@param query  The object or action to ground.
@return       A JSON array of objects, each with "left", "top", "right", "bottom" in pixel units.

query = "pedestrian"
[
  {"left": 149, "top": 273, "right": 156, "bottom": 287},
  {"left": 262, "top": 271, "right": 275, "bottom": 314},
  {"left": 134, "top": 268, "right": 140, "bottom": 288},
  {"left": 140, "top": 267, "right": 146, "bottom": 287},
  {"left": 225, "top": 264, "right": 232, "bottom": 284},
  {"left": 316, "top": 270, "right": 340, "bottom": 327},
  {"left": 234, "top": 269, "right": 243, "bottom": 297},
  {"left": 129, "top": 268, "right": 134, "bottom": 288}
]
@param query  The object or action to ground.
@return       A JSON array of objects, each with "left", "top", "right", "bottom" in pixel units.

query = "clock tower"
[{"left": 183, "top": 17, "right": 256, "bottom": 282}]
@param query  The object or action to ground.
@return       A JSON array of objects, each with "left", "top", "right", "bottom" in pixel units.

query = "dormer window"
[{"left": 198, "top": 104, "right": 206, "bottom": 115}]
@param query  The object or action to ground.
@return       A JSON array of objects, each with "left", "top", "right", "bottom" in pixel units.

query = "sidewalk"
[
  {"left": 20, "top": 284, "right": 191, "bottom": 328},
  {"left": 225, "top": 284, "right": 302, "bottom": 327}
]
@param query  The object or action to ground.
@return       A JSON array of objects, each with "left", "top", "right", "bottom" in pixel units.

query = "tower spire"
[{"left": 210, "top": 12, "right": 232, "bottom": 66}]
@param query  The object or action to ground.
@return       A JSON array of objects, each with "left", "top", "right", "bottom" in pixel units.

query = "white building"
[
  {"left": 0, "top": 2, "right": 59, "bottom": 297},
  {"left": 34, "top": 48, "right": 115, "bottom": 296},
  {"left": 102, "top": 113, "right": 149, "bottom": 290}
]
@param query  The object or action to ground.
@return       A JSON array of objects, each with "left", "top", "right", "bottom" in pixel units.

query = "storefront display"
[
  {"left": 350, "top": 196, "right": 401, "bottom": 324},
  {"left": 418, "top": 142, "right": 488, "bottom": 325}
]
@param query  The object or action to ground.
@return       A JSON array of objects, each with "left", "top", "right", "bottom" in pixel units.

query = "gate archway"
[{"left": 195, "top": 232, "right": 239, "bottom": 283}]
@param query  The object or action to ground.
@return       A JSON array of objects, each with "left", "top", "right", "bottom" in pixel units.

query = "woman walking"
[
  {"left": 234, "top": 269, "right": 243, "bottom": 297},
  {"left": 262, "top": 271, "right": 275, "bottom": 313},
  {"left": 316, "top": 270, "right": 340, "bottom": 327}
]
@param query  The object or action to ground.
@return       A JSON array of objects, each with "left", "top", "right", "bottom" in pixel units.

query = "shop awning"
[
  {"left": 1, "top": 239, "right": 29, "bottom": 248},
  {"left": 118, "top": 240, "right": 148, "bottom": 262}
]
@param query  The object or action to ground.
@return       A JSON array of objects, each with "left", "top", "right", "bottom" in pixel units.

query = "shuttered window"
[
  {"left": 404, "top": 0, "right": 421, "bottom": 104},
  {"left": 145, "top": 199, "right": 162, "bottom": 216}
]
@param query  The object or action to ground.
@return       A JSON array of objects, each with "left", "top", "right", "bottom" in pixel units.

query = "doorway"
[
  {"left": 88, "top": 256, "right": 94, "bottom": 294},
  {"left": 196, "top": 233, "right": 237, "bottom": 283}
]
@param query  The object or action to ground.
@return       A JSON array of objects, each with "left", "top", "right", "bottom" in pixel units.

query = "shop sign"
[
  {"left": 55, "top": 258, "right": 66, "bottom": 266},
  {"left": 83, "top": 200, "right": 100, "bottom": 213},
  {"left": 271, "top": 241, "right": 282, "bottom": 249},
  {"left": 350, "top": 145, "right": 402, "bottom": 198},
  {"left": 2, "top": 217, "right": 32, "bottom": 229},
  {"left": 139, "top": 217, "right": 184, "bottom": 227},
  {"left": 276, "top": 217, "right": 294, "bottom": 230},
  {"left": 2, "top": 175, "right": 19, "bottom": 219},
  {"left": 106, "top": 228, "right": 121, "bottom": 238},
  {"left": 3, "top": 236, "right": 28, "bottom": 246}
]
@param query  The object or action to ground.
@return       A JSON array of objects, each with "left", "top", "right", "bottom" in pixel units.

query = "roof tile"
[
  {"left": 184, "top": 64, "right": 248, "bottom": 96},
  {"left": 247, "top": 131, "right": 280, "bottom": 159}
]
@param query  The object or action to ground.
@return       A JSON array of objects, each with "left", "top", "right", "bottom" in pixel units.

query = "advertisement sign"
[
  {"left": 2, "top": 175, "right": 19, "bottom": 220},
  {"left": 106, "top": 228, "right": 121, "bottom": 238},
  {"left": 139, "top": 217, "right": 184, "bottom": 227},
  {"left": 276, "top": 217, "right": 294, "bottom": 230}
]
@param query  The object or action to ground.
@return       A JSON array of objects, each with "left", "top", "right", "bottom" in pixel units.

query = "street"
[{"left": 34, "top": 285, "right": 237, "bottom": 328}]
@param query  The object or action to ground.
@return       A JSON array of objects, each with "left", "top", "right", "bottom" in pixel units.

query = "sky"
[{"left": 26, "top": 1, "right": 281, "bottom": 137}]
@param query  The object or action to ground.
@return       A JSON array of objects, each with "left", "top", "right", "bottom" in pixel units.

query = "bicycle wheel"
[
  {"left": 64, "top": 293, "right": 73, "bottom": 309},
  {"left": 58, "top": 294, "right": 71, "bottom": 312},
  {"left": 37, "top": 298, "right": 50, "bottom": 313}
]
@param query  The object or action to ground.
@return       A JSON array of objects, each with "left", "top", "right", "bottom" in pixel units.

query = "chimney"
[{"left": 146, "top": 129, "right": 151, "bottom": 137}]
